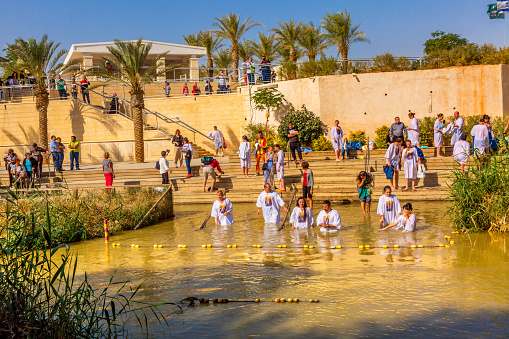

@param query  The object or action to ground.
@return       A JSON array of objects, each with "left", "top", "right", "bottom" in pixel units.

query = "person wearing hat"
[
  {"left": 30, "top": 143, "right": 48, "bottom": 179},
  {"left": 3, "top": 149, "right": 18, "bottom": 187}
]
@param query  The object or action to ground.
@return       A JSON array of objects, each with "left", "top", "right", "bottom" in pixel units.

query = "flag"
[
  {"left": 488, "top": 3, "right": 505, "bottom": 19},
  {"left": 498, "top": 0, "right": 509, "bottom": 12}
]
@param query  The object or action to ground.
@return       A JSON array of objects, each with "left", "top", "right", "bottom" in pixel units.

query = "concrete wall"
[{"left": 249, "top": 64, "right": 508, "bottom": 138}]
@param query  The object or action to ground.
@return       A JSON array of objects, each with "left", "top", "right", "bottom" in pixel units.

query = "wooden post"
[
  {"left": 103, "top": 220, "right": 109, "bottom": 242},
  {"left": 134, "top": 187, "right": 173, "bottom": 230}
]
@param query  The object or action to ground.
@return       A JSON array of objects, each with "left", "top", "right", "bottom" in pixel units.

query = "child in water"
[
  {"left": 379, "top": 203, "right": 416, "bottom": 232},
  {"left": 376, "top": 186, "right": 402, "bottom": 227}
]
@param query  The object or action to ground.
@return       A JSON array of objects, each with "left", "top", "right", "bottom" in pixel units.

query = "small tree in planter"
[
  {"left": 252, "top": 87, "right": 285, "bottom": 125},
  {"left": 278, "top": 105, "right": 325, "bottom": 146}
]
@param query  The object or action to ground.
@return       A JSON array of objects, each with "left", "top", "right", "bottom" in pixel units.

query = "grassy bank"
[{"left": 0, "top": 187, "right": 173, "bottom": 250}]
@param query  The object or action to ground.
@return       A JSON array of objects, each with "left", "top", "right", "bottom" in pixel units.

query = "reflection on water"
[{"left": 69, "top": 201, "right": 509, "bottom": 337}]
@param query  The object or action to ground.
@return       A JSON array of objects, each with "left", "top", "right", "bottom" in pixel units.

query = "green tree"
[
  {"left": 213, "top": 12, "right": 262, "bottom": 79},
  {"left": 238, "top": 39, "right": 254, "bottom": 63},
  {"left": 213, "top": 49, "right": 233, "bottom": 73},
  {"left": 321, "top": 9, "right": 370, "bottom": 73},
  {"left": 298, "top": 22, "right": 328, "bottom": 61},
  {"left": 183, "top": 31, "right": 224, "bottom": 77},
  {"left": 252, "top": 87, "right": 285, "bottom": 124},
  {"left": 372, "top": 52, "right": 411, "bottom": 72},
  {"left": 5, "top": 35, "right": 80, "bottom": 148},
  {"left": 277, "top": 105, "right": 325, "bottom": 146},
  {"left": 271, "top": 20, "right": 305, "bottom": 63},
  {"left": 250, "top": 32, "right": 279, "bottom": 62},
  {"left": 86, "top": 38, "right": 176, "bottom": 163},
  {"left": 423, "top": 30, "right": 470, "bottom": 54}
]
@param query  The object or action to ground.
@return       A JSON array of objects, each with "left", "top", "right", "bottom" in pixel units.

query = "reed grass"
[
  {"left": 0, "top": 187, "right": 173, "bottom": 250},
  {"left": 447, "top": 133, "right": 509, "bottom": 232}
]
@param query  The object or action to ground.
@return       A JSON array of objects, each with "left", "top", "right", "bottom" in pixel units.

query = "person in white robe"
[
  {"left": 379, "top": 203, "right": 416, "bottom": 232},
  {"left": 433, "top": 113, "right": 444, "bottom": 157},
  {"left": 402, "top": 140, "right": 421, "bottom": 191},
  {"left": 450, "top": 111, "right": 464, "bottom": 146},
  {"left": 407, "top": 112, "right": 420, "bottom": 147},
  {"left": 316, "top": 200, "right": 341, "bottom": 232},
  {"left": 331, "top": 120, "right": 343, "bottom": 161},
  {"left": 453, "top": 133, "right": 470, "bottom": 172},
  {"left": 239, "top": 135, "right": 251, "bottom": 178},
  {"left": 211, "top": 191, "right": 234, "bottom": 226},
  {"left": 384, "top": 138, "right": 402, "bottom": 190},
  {"left": 377, "top": 186, "right": 402, "bottom": 227},
  {"left": 289, "top": 197, "right": 314, "bottom": 229},
  {"left": 256, "top": 183, "right": 288, "bottom": 224},
  {"left": 471, "top": 119, "right": 489, "bottom": 155}
]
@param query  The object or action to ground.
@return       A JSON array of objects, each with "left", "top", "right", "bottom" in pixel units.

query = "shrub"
[
  {"left": 298, "top": 56, "right": 341, "bottom": 78},
  {"left": 312, "top": 135, "right": 333, "bottom": 151},
  {"left": 277, "top": 61, "right": 298, "bottom": 81},
  {"left": 348, "top": 130, "right": 367, "bottom": 145},
  {"left": 244, "top": 122, "right": 277, "bottom": 144},
  {"left": 418, "top": 116, "right": 436, "bottom": 147},
  {"left": 375, "top": 125, "right": 390, "bottom": 149},
  {"left": 277, "top": 105, "right": 325, "bottom": 146}
]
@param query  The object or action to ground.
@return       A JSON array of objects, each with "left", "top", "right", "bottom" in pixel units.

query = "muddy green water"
[{"left": 70, "top": 201, "right": 509, "bottom": 338}]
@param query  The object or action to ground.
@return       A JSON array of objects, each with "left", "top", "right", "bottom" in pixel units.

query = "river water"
[{"left": 70, "top": 201, "right": 509, "bottom": 338}]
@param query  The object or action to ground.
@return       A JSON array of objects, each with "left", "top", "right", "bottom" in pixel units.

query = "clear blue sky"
[{"left": 1, "top": 0, "right": 505, "bottom": 60}]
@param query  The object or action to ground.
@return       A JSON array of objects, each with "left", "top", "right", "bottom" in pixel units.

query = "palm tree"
[
  {"left": 213, "top": 12, "right": 262, "bottom": 79},
  {"left": 250, "top": 32, "right": 279, "bottom": 62},
  {"left": 271, "top": 20, "right": 306, "bottom": 63},
  {"left": 321, "top": 9, "right": 370, "bottom": 72},
  {"left": 197, "top": 31, "right": 224, "bottom": 78},
  {"left": 213, "top": 49, "right": 233, "bottom": 73},
  {"left": 238, "top": 39, "right": 254, "bottom": 63},
  {"left": 86, "top": 38, "right": 176, "bottom": 163},
  {"left": 182, "top": 33, "right": 199, "bottom": 46},
  {"left": 5, "top": 35, "right": 80, "bottom": 149},
  {"left": 298, "top": 22, "right": 328, "bottom": 61}
]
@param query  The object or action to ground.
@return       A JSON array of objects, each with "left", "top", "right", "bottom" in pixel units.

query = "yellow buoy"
[
  {"left": 445, "top": 245, "right": 450, "bottom": 248},
  {"left": 112, "top": 243, "right": 117, "bottom": 247},
  {"left": 227, "top": 245, "right": 232, "bottom": 248},
  {"left": 365, "top": 245, "right": 371, "bottom": 249},
  {"left": 207, "top": 244, "right": 212, "bottom": 248},
  {"left": 233, "top": 244, "right": 237, "bottom": 248},
  {"left": 277, "top": 245, "right": 282, "bottom": 248},
  {"left": 418, "top": 244, "right": 423, "bottom": 248},
  {"left": 303, "top": 245, "right": 309, "bottom": 248},
  {"left": 255, "top": 298, "right": 260, "bottom": 303},
  {"left": 256, "top": 245, "right": 262, "bottom": 248},
  {"left": 438, "top": 244, "right": 444, "bottom": 247},
  {"left": 252, "top": 245, "right": 257, "bottom": 248},
  {"left": 181, "top": 245, "right": 186, "bottom": 248},
  {"left": 131, "top": 244, "right": 135, "bottom": 247},
  {"left": 287, "top": 298, "right": 293, "bottom": 303},
  {"left": 394, "top": 245, "right": 400, "bottom": 248},
  {"left": 336, "top": 245, "right": 342, "bottom": 249},
  {"left": 411, "top": 245, "right": 416, "bottom": 249},
  {"left": 358, "top": 245, "right": 364, "bottom": 250},
  {"left": 135, "top": 245, "right": 139, "bottom": 248},
  {"left": 309, "top": 245, "right": 314, "bottom": 249},
  {"left": 382, "top": 245, "right": 388, "bottom": 249},
  {"left": 202, "top": 245, "right": 206, "bottom": 248},
  {"left": 330, "top": 245, "right": 335, "bottom": 249},
  {"left": 282, "top": 245, "right": 287, "bottom": 248},
  {"left": 450, "top": 241, "right": 455, "bottom": 245},
  {"left": 116, "top": 243, "right": 120, "bottom": 246},
  {"left": 154, "top": 245, "right": 159, "bottom": 248}
]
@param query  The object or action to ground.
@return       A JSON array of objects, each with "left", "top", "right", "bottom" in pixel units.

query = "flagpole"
[{"left": 505, "top": 15, "right": 506, "bottom": 48}]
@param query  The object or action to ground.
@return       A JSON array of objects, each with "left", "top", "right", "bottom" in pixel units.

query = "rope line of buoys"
[{"left": 180, "top": 297, "right": 320, "bottom": 305}]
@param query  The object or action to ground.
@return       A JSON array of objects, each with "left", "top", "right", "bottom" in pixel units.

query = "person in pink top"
[{"left": 183, "top": 83, "right": 189, "bottom": 96}]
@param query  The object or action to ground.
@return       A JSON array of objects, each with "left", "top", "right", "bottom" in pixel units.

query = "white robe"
[
  {"left": 256, "top": 190, "right": 286, "bottom": 223},
  {"left": 402, "top": 147, "right": 418, "bottom": 179},
  {"left": 331, "top": 126, "right": 343, "bottom": 151},
  {"left": 408, "top": 118, "right": 420, "bottom": 146},
  {"left": 377, "top": 194, "right": 402, "bottom": 226},
  {"left": 434, "top": 119, "right": 443, "bottom": 147},
  {"left": 239, "top": 141, "right": 251, "bottom": 168},
  {"left": 316, "top": 209, "right": 341, "bottom": 232},
  {"left": 385, "top": 143, "right": 401, "bottom": 171},
  {"left": 453, "top": 140, "right": 470, "bottom": 165},
  {"left": 471, "top": 124, "right": 489, "bottom": 154},
  {"left": 289, "top": 207, "right": 314, "bottom": 229},
  {"left": 211, "top": 198, "right": 234, "bottom": 226},
  {"left": 395, "top": 214, "right": 417, "bottom": 232},
  {"left": 450, "top": 117, "right": 464, "bottom": 145}
]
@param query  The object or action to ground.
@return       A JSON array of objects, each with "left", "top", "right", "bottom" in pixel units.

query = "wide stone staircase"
[{"left": 0, "top": 147, "right": 458, "bottom": 204}]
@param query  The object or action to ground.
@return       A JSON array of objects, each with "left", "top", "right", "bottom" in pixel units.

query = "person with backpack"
[
  {"left": 202, "top": 156, "right": 223, "bottom": 192},
  {"left": 158, "top": 151, "right": 171, "bottom": 184},
  {"left": 182, "top": 137, "right": 193, "bottom": 178}
]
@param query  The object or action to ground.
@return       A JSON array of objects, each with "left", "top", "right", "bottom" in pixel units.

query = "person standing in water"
[
  {"left": 289, "top": 197, "right": 314, "bottom": 229},
  {"left": 379, "top": 203, "right": 416, "bottom": 232},
  {"left": 316, "top": 200, "right": 341, "bottom": 232},
  {"left": 274, "top": 144, "right": 285, "bottom": 192},
  {"left": 256, "top": 183, "right": 288, "bottom": 224},
  {"left": 356, "top": 171, "right": 374, "bottom": 214},
  {"left": 377, "top": 186, "right": 402, "bottom": 227},
  {"left": 302, "top": 161, "right": 314, "bottom": 209},
  {"left": 211, "top": 190, "right": 233, "bottom": 226}
]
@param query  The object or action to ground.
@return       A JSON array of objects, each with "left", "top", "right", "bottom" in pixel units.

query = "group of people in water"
[{"left": 210, "top": 183, "right": 416, "bottom": 233}]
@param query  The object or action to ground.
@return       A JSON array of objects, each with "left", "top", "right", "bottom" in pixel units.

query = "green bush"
[
  {"left": 375, "top": 126, "right": 389, "bottom": 149},
  {"left": 298, "top": 56, "right": 341, "bottom": 78},
  {"left": 348, "top": 130, "right": 367, "bottom": 145},
  {"left": 244, "top": 122, "right": 277, "bottom": 144},
  {"left": 418, "top": 116, "right": 436, "bottom": 147},
  {"left": 277, "top": 105, "right": 325, "bottom": 146},
  {"left": 312, "top": 135, "right": 333, "bottom": 151}
]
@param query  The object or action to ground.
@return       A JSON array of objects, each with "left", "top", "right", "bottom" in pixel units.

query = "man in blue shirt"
[{"left": 49, "top": 135, "right": 59, "bottom": 172}]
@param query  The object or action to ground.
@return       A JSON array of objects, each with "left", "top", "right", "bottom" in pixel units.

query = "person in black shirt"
[
  {"left": 30, "top": 143, "right": 48, "bottom": 179},
  {"left": 172, "top": 129, "right": 184, "bottom": 167},
  {"left": 287, "top": 122, "right": 303, "bottom": 163}
]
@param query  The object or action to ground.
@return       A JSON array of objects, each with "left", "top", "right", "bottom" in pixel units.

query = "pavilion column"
[
  {"left": 157, "top": 58, "right": 166, "bottom": 82},
  {"left": 82, "top": 55, "right": 93, "bottom": 74},
  {"left": 189, "top": 57, "right": 199, "bottom": 80}
]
